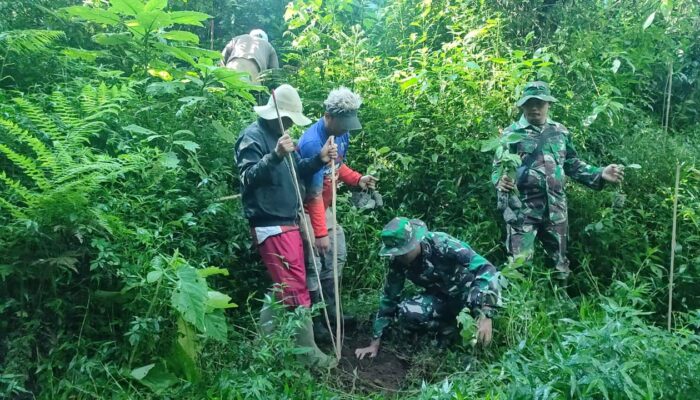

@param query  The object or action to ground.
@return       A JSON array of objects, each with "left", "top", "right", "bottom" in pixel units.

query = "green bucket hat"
[
  {"left": 378, "top": 217, "right": 428, "bottom": 257},
  {"left": 516, "top": 81, "right": 558, "bottom": 107}
]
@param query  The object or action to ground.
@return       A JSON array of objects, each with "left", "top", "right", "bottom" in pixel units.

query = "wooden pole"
[
  {"left": 330, "top": 136, "right": 342, "bottom": 359},
  {"left": 667, "top": 162, "right": 680, "bottom": 330},
  {"left": 270, "top": 90, "right": 338, "bottom": 352}
]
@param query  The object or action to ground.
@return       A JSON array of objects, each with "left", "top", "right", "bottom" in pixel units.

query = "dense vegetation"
[{"left": 1, "top": 0, "right": 699, "bottom": 398}]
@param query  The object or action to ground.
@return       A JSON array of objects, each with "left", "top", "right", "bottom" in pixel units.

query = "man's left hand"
[
  {"left": 602, "top": 164, "right": 625, "bottom": 184},
  {"left": 359, "top": 175, "right": 378, "bottom": 190},
  {"left": 476, "top": 317, "right": 493, "bottom": 347}
]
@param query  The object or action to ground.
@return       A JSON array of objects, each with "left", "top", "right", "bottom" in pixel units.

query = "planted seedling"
[{"left": 482, "top": 132, "right": 526, "bottom": 223}]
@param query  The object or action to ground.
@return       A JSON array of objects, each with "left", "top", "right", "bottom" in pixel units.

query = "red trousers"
[{"left": 256, "top": 229, "right": 311, "bottom": 308}]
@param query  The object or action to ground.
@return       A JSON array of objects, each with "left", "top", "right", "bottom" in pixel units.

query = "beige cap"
[{"left": 254, "top": 84, "right": 312, "bottom": 126}]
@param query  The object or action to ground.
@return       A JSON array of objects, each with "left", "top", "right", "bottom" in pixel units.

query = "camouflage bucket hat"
[
  {"left": 516, "top": 81, "right": 558, "bottom": 107},
  {"left": 379, "top": 217, "right": 427, "bottom": 257}
]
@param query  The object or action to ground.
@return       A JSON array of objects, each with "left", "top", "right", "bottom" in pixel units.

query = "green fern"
[
  {"left": 0, "top": 83, "right": 136, "bottom": 229},
  {"left": 0, "top": 118, "right": 59, "bottom": 176},
  {"left": 0, "top": 30, "right": 65, "bottom": 54}
]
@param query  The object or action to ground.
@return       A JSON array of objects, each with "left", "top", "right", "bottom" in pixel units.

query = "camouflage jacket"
[
  {"left": 371, "top": 232, "right": 501, "bottom": 339},
  {"left": 491, "top": 115, "right": 605, "bottom": 224}
]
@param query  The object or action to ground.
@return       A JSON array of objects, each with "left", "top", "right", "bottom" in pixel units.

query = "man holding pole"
[
  {"left": 235, "top": 84, "right": 338, "bottom": 368},
  {"left": 297, "top": 87, "right": 378, "bottom": 338}
]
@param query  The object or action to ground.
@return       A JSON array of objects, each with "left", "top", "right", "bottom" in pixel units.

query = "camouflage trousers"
[
  {"left": 396, "top": 294, "right": 463, "bottom": 337},
  {"left": 302, "top": 209, "right": 347, "bottom": 314},
  {"left": 506, "top": 219, "right": 571, "bottom": 278}
]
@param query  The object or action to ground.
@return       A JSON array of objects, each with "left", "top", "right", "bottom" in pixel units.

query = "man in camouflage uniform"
[
  {"left": 355, "top": 217, "right": 501, "bottom": 359},
  {"left": 493, "top": 81, "right": 625, "bottom": 283}
]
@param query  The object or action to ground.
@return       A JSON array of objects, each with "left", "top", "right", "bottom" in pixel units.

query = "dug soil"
[{"left": 320, "top": 323, "right": 411, "bottom": 395}]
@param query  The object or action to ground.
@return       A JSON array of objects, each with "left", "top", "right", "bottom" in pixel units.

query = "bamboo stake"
[
  {"left": 270, "top": 90, "right": 338, "bottom": 353},
  {"left": 664, "top": 62, "right": 673, "bottom": 134},
  {"left": 667, "top": 162, "right": 680, "bottom": 331},
  {"left": 329, "top": 136, "right": 342, "bottom": 359}
]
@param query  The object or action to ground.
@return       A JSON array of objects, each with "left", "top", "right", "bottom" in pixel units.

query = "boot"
[{"left": 294, "top": 317, "right": 338, "bottom": 369}]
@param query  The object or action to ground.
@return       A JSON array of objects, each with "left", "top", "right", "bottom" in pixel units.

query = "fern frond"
[
  {"left": 13, "top": 97, "right": 62, "bottom": 140},
  {"left": 0, "top": 196, "right": 27, "bottom": 220},
  {"left": 0, "top": 170, "right": 36, "bottom": 204},
  {"left": 51, "top": 92, "right": 82, "bottom": 129},
  {"left": 0, "top": 118, "right": 60, "bottom": 176},
  {"left": 0, "top": 30, "right": 65, "bottom": 54},
  {"left": 0, "top": 144, "right": 50, "bottom": 190},
  {"left": 79, "top": 85, "right": 99, "bottom": 115}
]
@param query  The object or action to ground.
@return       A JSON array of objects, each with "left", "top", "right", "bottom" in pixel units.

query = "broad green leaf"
[
  {"left": 169, "top": 11, "right": 211, "bottom": 27},
  {"left": 109, "top": 0, "right": 145, "bottom": 16},
  {"left": 161, "top": 30, "right": 200, "bottom": 44},
  {"left": 92, "top": 32, "right": 132, "bottom": 46},
  {"left": 173, "top": 140, "right": 200, "bottom": 152},
  {"left": 377, "top": 146, "right": 391, "bottom": 154},
  {"left": 202, "top": 309, "right": 227, "bottom": 341},
  {"left": 167, "top": 317, "right": 200, "bottom": 382},
  {"left": 503, "top": 132, "right": 525, "bottom": 144},
  {"left": 61, "top": 48, "right": 102, "bottom": 62},
  {"left": 131, "top": 364, "right": 155, "bottom": 380},
  {"left": 131, "top": 363, "right": 178, "bottom": 393},
  {"left": 197, "top": 266, "right": 229, "bottom": 277},
  {"left": 480, "top": 138, "right": 501, "bottom": 153},
  {"left": 171, "top": 265, "right": 208, "bottom": 332},
  {"left": 611, "top": 59, "right": 621, "bottom": 74},
  {"left": 399, "top": 76, "right": 418, "bottom": 90},
  {"left": 146, "top": 81, "right": 186, "bottom": 95},
  {"left": 145, "top": 0, "right": 168, "bottom": 11},
  {"left": 161, "top": 151, "right": 180, "bottom": 169},
  {"left": 124, "top": 124, "right": 158, "bottom": 136},
  {"left": 146, "top": 270, "right": 162, "bottom": 283},
  {"left": 63, "top": 6, "right": 121, "bottom": 25},
  {"left": 206, "top": 290, "right": 237, "bottom": 309},
  {"left": 457, "top": 308, "right": 476, "bottom": 345},
  {"left": 127, "top": 11, "right": 172, "bottom": 35},
  {"left": 643, "top": 12, "right": 656, "bottom": 30},
  {"left": 154, "top": 43, "right": 196, "bottom": 66}
]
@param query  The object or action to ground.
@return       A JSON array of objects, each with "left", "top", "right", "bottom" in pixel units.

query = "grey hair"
[{"left": 323, "top": 87, "right": 362, "bottom": 116}]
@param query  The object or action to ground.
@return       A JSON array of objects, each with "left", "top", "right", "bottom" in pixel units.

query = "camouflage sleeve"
[
  {"left": 466, "top": 255, "right": 501, "bottom": 318},
  {"left": 443, "top": 237, "right": 501, "bottom": 316},
  {"left": 563, "top": 131, "right": 605, "bottom": 190},
  {"left": 371, "top": 261, "right": 406, "bottom": 339}
]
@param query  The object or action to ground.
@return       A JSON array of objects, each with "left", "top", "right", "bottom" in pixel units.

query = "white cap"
[
  {"left": 254, "top": 85, "right": 312, "bottom": 126},
  {"left": 249, "top": 29, "right": 268, "bottom": 41}
]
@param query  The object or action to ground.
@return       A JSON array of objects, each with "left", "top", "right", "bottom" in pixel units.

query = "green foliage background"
[{"left": 1, "top": 0, "right": 699, "bottom": 398}]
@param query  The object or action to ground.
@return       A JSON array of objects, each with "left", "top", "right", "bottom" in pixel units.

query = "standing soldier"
[
  {"left": 355, "top": 217, "right": 501, "bottom": 359},
  {"left": 222, "top": 29, "right": 279, "bottom": 84},
  {"left": 235, "top": 84, "right": 338, "bottom": 368},
  {"left": 297, "top": 87, "right": 378, "bottom": 337},
  {"left": 492, "top": 81, "right": 625, "bottom": 285}
]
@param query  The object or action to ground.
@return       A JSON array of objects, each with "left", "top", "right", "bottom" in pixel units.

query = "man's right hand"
[
  {"left": 496, "top": 175, "right": 516, "bottom": 192},
  {"left": 315, "top": 236, "right": 330, "bottom": 254},
  {"left": 274, "top": 133, "right": 295, "bottom": 158},
  {"left": 355, "top": 339, "right": 380, "bottom": 359}
]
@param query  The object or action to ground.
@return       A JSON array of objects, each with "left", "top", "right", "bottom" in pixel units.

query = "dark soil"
[
  {"left": 335, "top": 335, "right": 410, "bottom": 393},
  {"left": 318, "top": 320, "right": 411, "bottom": 395}
]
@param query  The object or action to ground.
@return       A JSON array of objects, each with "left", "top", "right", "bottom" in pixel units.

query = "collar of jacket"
[{"left": 515, "top": 114, "right": 555, "bottom": 130}]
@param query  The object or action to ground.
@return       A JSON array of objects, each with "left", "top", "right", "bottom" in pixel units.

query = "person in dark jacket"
[{"left": 235, "top": 84, "right": 338, "bottom": 368}]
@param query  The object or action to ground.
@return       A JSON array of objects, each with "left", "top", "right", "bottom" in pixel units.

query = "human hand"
[
  {"left": 496, "top": 176, "right": 515, "bottom": 192},
  {"left": 359, "top": 175, "right": 378, "bottom": 190},
  {"left": 315, "top": 236, "right": 330, "bottom": 254},
  {"left": 320, "top": 137, "right": 339, "bottom": 163},
  {"left": 274, "top": 134, "right": 295, "bottom": 158},
  {"left": 476, "top": 317, "right": 493, "bottom": 347},
  {"left": 355, "top": 339, "right": 380, "bottom": 359},
  {"left": 602, "top": 164, "right": 625, "bottom": 183}
]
